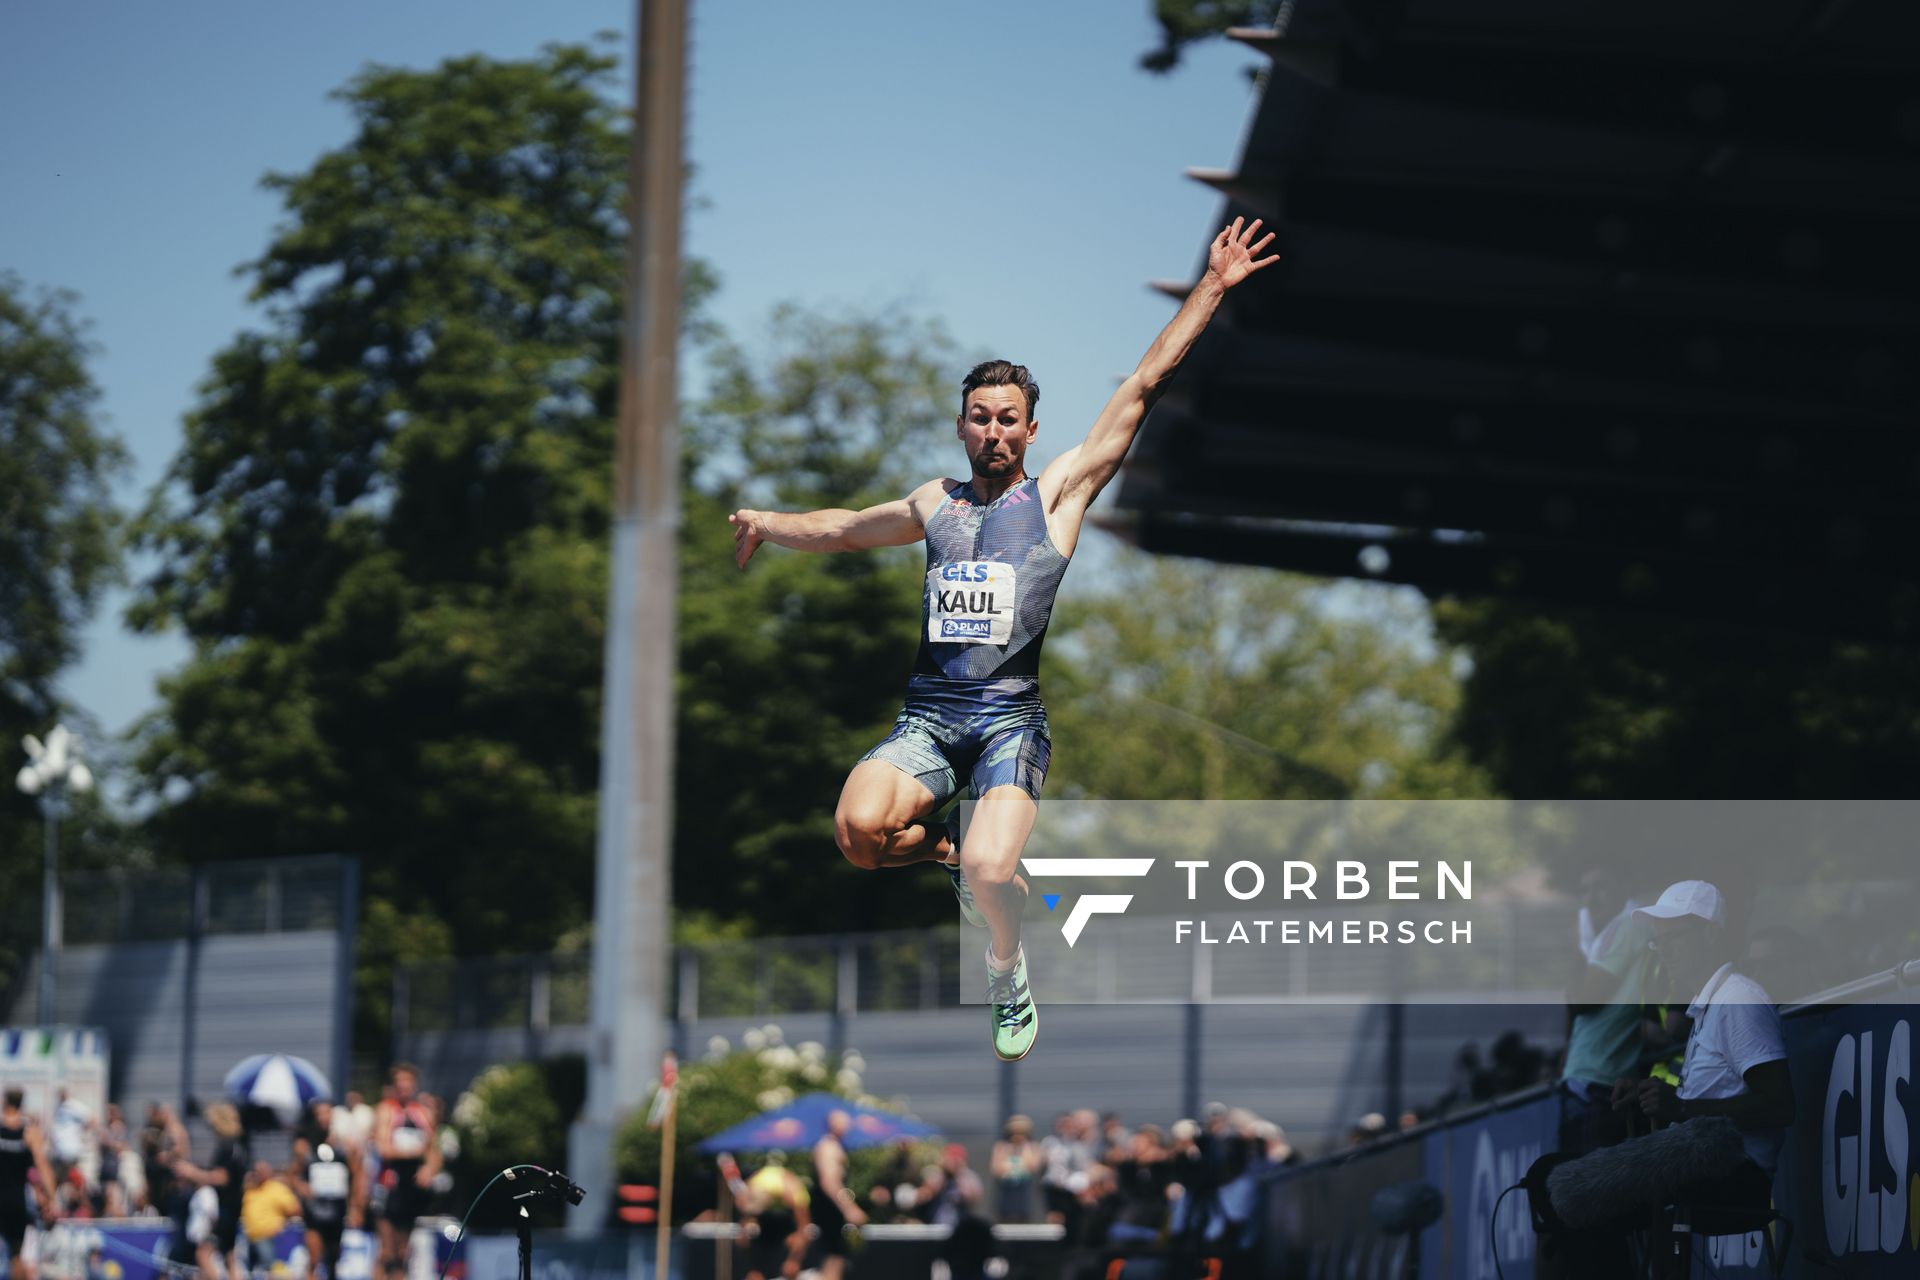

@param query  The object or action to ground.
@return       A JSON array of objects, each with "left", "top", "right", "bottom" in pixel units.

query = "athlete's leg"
[
  {"left": 833, "top": 760, "right": 955, "bottom": 870},
  {"left": 959, "top": 784, "right": 1038, "bottom": 965}
]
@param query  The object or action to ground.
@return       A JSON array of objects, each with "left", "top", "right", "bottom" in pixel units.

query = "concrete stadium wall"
[{"left": 6, "top": 931, "right": 350, "bottom": 1112}]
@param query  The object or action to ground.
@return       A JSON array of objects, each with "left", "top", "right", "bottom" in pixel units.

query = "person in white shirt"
[
  {"left": 47, "top": 1092, "right": 93, "bottom": 1181},
  {"left": 1611, "top": 880, "right": 1795, "bottom": 1198}
]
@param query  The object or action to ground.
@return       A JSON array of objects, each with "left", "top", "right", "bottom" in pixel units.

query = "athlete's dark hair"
[
  {"left": 3, "top": 1088, "right": 21, "bottom": 1109},
  {"left": 961, "top": 359, "right": 1040, "bottom": 419}
]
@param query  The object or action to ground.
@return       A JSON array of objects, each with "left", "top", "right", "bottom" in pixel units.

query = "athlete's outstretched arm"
[
  {"left": 1046, "top": 217, "right": 1278, "bottom": 509},
  {"left": 729, "top": 478, "right": 943, "bottom": 568}
]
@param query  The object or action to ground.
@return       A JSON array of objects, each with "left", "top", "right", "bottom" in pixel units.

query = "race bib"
[
  {"left": 928, "top": 561, "right": 1016, "bottom": 645},
  {"left": 311, "top": 1162, "right": 351, "bottom": 1199},
  {"left": 389, "top": 1128, "right": 426, "bottom": 1158}
]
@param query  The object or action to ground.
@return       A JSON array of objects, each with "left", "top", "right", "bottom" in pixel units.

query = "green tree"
[
  {"left": 128, "top": 46, "right": 636, "bottom": 961},
  {"left": 0, "top": 278, "right": 129, "bottom": 979},
  {"left": 1141, "top": 1, "right": 1277, "bottom": 73},
  {"left": 1048, "top": 553, "right": 1489, "bottom": 801},
  {"left": 447, "top": 1058, "right": 580, "bottom": 1225},
  {"left": 1435, "top": 598, "right": 1920, "bottom": 798},
  {"left": 675, "top": 305, "right": 960, "bottom": 931}
]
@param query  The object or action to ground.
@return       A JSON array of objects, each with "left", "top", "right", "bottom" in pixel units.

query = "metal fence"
[
  {"left": 395, "top": 925, "right": 969, "bottom": 1035},
  {"left": 391, "top": 900, "right": 1577, "bottom": 1037},
  {"left": 58, "top": 855, "right": 357, "bottom": 945}
]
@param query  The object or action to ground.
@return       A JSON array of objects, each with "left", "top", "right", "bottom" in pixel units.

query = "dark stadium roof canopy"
[{"left": 1107, "top": 0, "right": 1920, "bottom": 641}]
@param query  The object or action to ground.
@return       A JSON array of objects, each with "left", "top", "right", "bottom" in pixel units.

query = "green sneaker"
[
  {"left": 945, "top": 860, "right": 988, "bottom": 928},
  {"left": 987, "top": 950, "right": 1038, "bottom": 1061}
]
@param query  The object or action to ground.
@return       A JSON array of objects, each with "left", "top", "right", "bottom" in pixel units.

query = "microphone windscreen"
[{"left": 1545, "top": 1117, "right": 1747, "bottom": 1230}]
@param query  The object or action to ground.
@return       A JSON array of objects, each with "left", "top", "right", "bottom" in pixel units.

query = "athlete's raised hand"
[
  {"left": 728, "top": 509, "right": 765, "bottom": 569},
  {"left": 1206, "top": 216, "right": 1279, "bottom": 289}
]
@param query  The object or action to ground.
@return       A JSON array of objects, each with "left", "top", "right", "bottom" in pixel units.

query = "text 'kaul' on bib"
[{"left": 928, "top": 561, "right": 1015, "bottom": 645}]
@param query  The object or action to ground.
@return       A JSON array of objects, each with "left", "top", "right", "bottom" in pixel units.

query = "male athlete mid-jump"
[{"left": 729, "top": 218, "right": 1278, "bottom": 1059}]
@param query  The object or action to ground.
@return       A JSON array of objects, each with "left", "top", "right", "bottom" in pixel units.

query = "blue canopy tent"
[{"left": 695, "top": 1093, "right": 939, "bottom": 1153}]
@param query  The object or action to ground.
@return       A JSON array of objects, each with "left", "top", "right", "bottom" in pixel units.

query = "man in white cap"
[{"left": 1610, "top": 880, "right": 1795, "bottom": 1198}]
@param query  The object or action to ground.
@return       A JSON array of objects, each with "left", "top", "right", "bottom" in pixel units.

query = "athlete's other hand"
[
  {"left": 1205, "top": 216, "right": 1279, "bottom": 290},
  {"left": 728, "top": 509, "right": 765, "bottom": 568}
]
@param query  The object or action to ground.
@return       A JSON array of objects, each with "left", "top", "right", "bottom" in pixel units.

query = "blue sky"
[{"left": 1, "top": 1, "right": 1259, "bottom": 761}]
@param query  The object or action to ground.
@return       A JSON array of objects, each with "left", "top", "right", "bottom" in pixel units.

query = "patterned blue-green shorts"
[{"left": 861, "top": 675, "right": 1051, "bottom": 804}]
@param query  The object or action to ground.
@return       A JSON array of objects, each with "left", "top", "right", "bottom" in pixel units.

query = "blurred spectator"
[
  {"left": 865, "top": 1138, "right": 920, "bottom": 1220},
  {"left": 740, "top": 1153, "right": 808, "bottom": 1280},
  {"left": 1487, "top": 1031, "right": 1550, "bottom": 1095},
  {"left": 808, "top": 1110, "right": 863, "bottom": 1280},
  {"left": 1612, "top": 882, "right": 1793, "bottom": 1188},
  {"left": 141, "top": 1103, "right": 188, "bottom": 1219},
  {"left": 917, "top": 1145, "right": 982, "bottom": 1228},
  {"left": 56, "top": 1169, "right": 92, "bottom": 1221},
  {"left": 292, "top": 1101, "right": 362, "bottom": 1280},
  {"left": 1541, "top": 881, "right": 1796, "bottom": 1279},
  {"left": 3, "top": 1087, "right": 61, "bottom": 1280},
  {"left": 1561, "top": 888, "right": 1657, "bottom": 1160},
  {"left": 426, "top": 1096, "right": 457, "bottom": 1213},
  {"left": 115, "top": 1136, "right": 149, "bottom": 1216},
  {"left": 1040, "top": 1110, "right": 1097, "bottom": 1229},
  {"left": 330, "top": 1093, "right": 374, "bottom": 1152},
  {"left": 373, "top": 1064, "right": 438, "bottom": 1280},
  {"left": 1107, "top": 1127, "right": 1171, "bottom": 1249},
  {"left": 167, "top": 1182, "right": 224, "bottom": 1280},
  {"left": 1432, "top": 1043, "right": 1482, "bottom": 1114},
  {"left": 1345, "top": 1112, "right": 1389, "bottom": 1148},
  {"left": 48, "top": 1090, "right": 94, "bottom": 1187},
  {"left": 989, "top": 1115, "right": 1041, "bottom": 1224},
  {"left": 97, "top": 1105, "right": 130, "bottom": 1217},
  {"left": 172, "top": 1101, "right": 248, "bottom": 1280},
  {"left": 240, "top": 1159, "right": 302, "bottom": 1277},
  {"left": 1098, "top": 1112, "right": 1130, "bottom": 1162},
  {"left": 1259, "top": 1124, "right": 1297, "bottom": 1168},
  {"left": 1576, "top": 868, "right": 1644, "bottom": 965}
]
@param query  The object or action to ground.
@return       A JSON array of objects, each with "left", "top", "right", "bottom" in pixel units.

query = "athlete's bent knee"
[
  {"left": 961, "top": 848, "right": 1020, "bottom": 889},
  {"left": 834, "top": 811, "right": 889, "bottom": 871}
]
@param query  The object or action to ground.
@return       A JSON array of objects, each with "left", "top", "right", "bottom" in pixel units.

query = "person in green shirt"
[{"left": 1559, "top": 898, "right": 1657, "bottom": 1154}]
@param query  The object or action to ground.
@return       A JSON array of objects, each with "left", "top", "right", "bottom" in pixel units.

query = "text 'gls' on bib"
[{"left": 928, "top": 560, "right": 1016, "bottom": 645}]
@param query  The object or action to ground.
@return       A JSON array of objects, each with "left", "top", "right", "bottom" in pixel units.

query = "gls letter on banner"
[{"left": 1822, "top": 1020, "right": 1912, "bottom": 1257}]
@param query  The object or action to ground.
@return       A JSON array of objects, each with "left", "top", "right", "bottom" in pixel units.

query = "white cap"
[{"left": 1634, "top": 880, "right": 1725, "bottom": 928}]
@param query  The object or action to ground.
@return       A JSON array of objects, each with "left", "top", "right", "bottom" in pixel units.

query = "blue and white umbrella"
[{"left": 223, "top": 1054, "right": 332, "bottom": 1127}]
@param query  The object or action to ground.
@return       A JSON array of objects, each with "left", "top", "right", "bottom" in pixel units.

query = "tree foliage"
[
  {"left": 1048, "top": 556, "right": 1488, "bottom": 801},
  {"left": 676, "top": 306, "right": 956, "bottom": 930},
  {"left": 1141, "top": 1, "right": 1276, "bottom": 73},
  {"left": 0, "top": 278, "right": 128, "bottom": 977},
  {"left": 1434, "top": 598, "right": 1920, "bottom": 798},
  {"left": 128, "top": 46, "right": 634, "bottom": 958},
  {"left": 0, "top": 277, "right": 124, "bottom": 697}
]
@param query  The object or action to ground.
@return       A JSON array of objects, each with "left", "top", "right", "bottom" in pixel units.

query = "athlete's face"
[{"left": 957, "top": 385, "right": 1036, "bottom": 479}]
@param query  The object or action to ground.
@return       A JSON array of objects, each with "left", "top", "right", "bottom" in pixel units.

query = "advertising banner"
[
  {"left": 0, "top": 1028, "right": 110, "bottom": 1122},
  {"left": 35, "top": 1222, "right": 373, "bottom": 1280}
]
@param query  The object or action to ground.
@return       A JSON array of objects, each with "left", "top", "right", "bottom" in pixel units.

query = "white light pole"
[{"left": 16, "top": 724, "right": 92, "bottom": 1025}]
